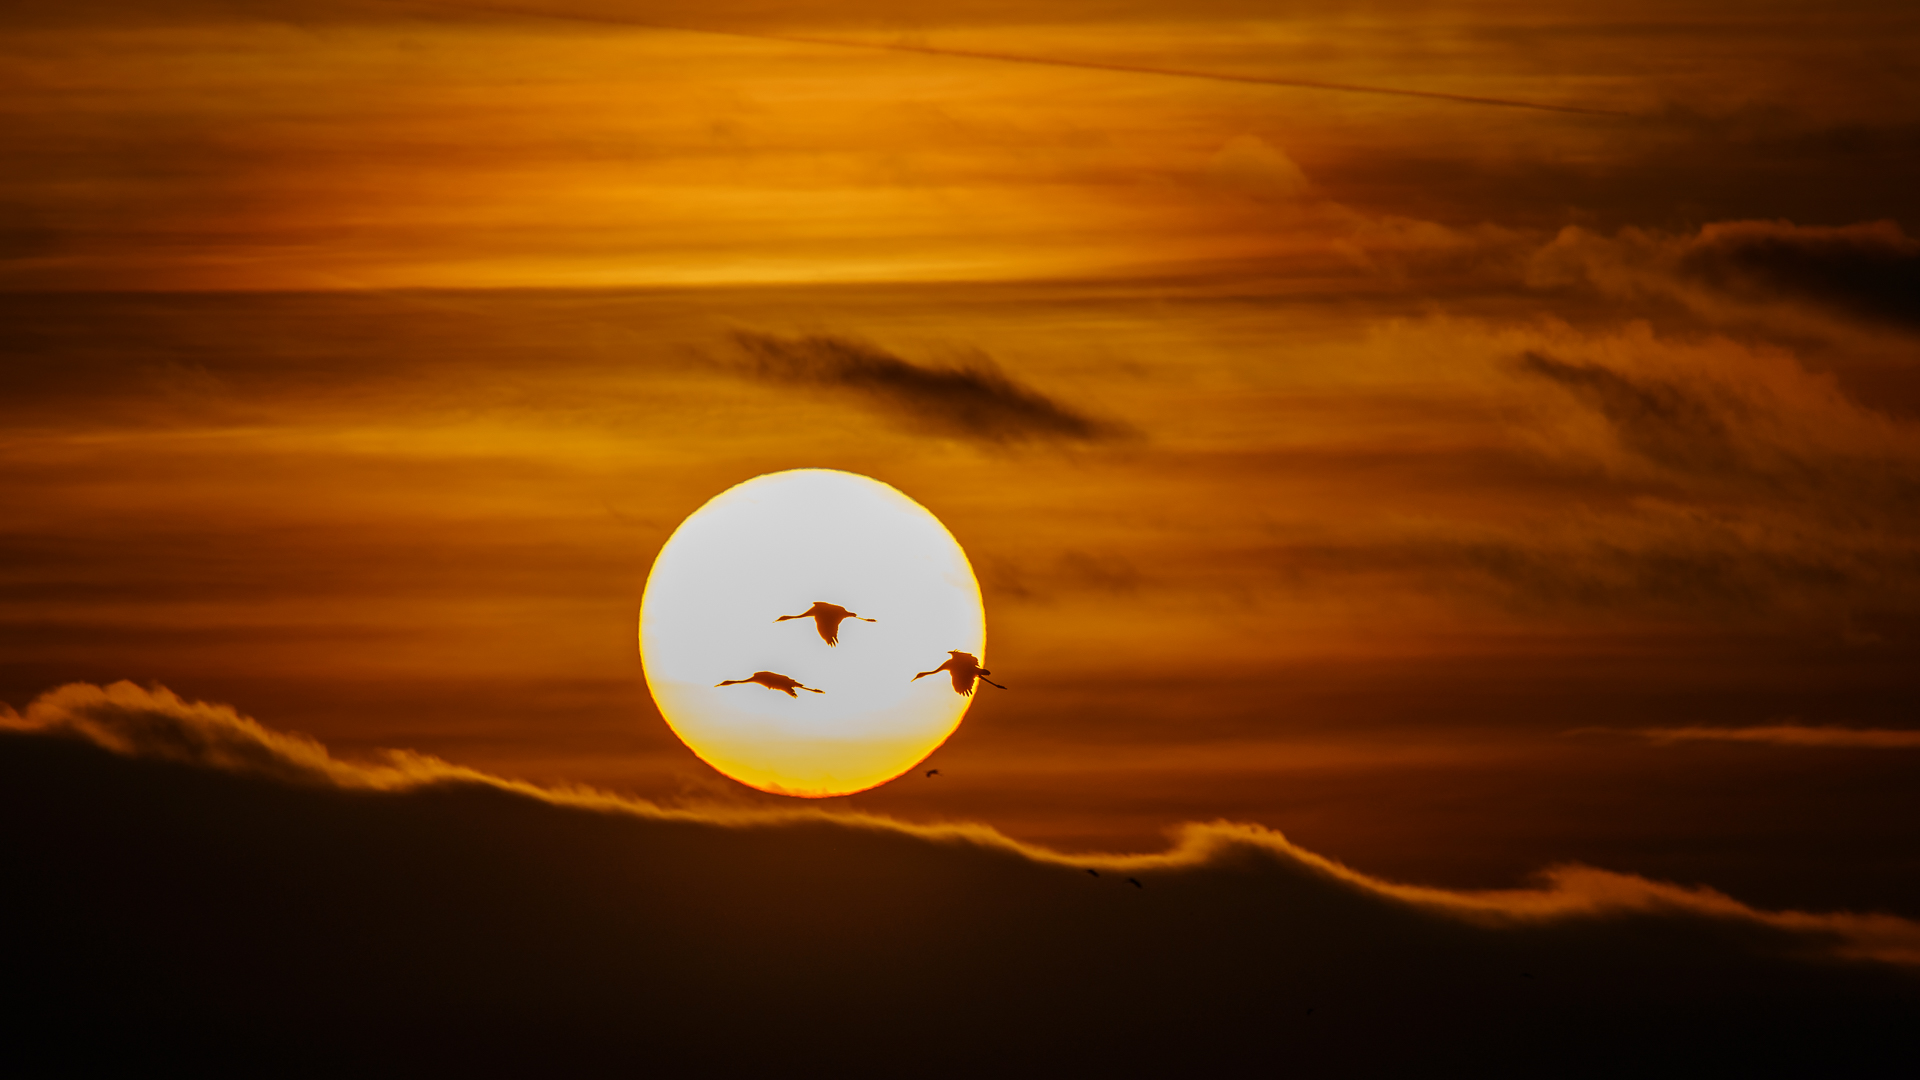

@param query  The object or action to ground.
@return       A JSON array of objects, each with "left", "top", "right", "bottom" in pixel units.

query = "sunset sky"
[{"left": 5, "top": 0, "right": 1919, "bottom": 1066}]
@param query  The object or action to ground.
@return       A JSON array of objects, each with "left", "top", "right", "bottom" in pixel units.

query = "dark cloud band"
[
  {"left": 1678, "top": 220, "right": 1920, "bottom": 331},
  {"left": 4, "top": 680, "right": 1918, "bottom": 1072},
  {"left": 732, "top": 330, "right": 1133, "bottom": 444}
]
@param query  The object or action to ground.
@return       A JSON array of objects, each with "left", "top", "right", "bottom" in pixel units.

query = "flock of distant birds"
[{"left": 715, "top": 601, "right": 1006, "bottom": 697}]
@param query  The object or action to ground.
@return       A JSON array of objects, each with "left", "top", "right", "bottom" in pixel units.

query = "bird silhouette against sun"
[
  {"left": 715, "top": 671, "right": 824, "bottom": 697},
  {"left": 912, "top": 650, "right": 1004, "bottom": 696},
  {"left": 775, "top": 601, "right": 877, "bottom": 646}
]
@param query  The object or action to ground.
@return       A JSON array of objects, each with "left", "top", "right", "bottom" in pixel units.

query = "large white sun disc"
[{"left": 639, "top": 469, "right": 985, "bottom": 796}]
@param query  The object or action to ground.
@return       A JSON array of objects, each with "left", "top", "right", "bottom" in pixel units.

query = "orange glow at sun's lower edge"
[{"left": 639, "top": 469, "right": 986, "bottom": 797}]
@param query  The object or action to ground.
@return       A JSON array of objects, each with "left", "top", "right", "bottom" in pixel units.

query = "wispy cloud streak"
[
  {"left": 399, "top": 1, "right": 1628, "bottom": 115},
  {"left": 1576, "top": 724, "right": 1920, "bottom": 750},
  {"left": 731, "top": 330, "right": 1133, "bottom": 444},
  {"left": 1519, "top": 350, "right": 1741, "bottom": 476}
]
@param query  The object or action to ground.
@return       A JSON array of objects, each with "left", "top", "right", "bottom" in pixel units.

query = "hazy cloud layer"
[
  {"left": 1182, "top": 313, "right": 1920, "bottom": 620},
  {"left": 1498, "top": 320, "right": 1920, "bottom": 523},
  {"left": 7, "top": 2, "right": 1919, "bottom": 289},
  {"left": 731, "top": 330, "right": 1133, "bottom": 444}
]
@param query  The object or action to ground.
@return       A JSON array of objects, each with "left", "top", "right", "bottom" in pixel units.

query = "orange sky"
[{"left": 6, "top": 0, "right": 1920, "bottom": 920}]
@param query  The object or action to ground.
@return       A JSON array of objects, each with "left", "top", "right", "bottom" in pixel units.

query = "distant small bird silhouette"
[
  {"left": 714, "top": 671, "right": 823, "bottom": 697},
  {"left": 925, "top": 768, "right": 940, "bottom": 778},
  {"left": 1085, "top": 869, "right": 1100, "bottom": 877},
  {"left": 911, "top": 650, "right": 1005, "bottom": 696},
  {"left": 1127, "top": 877, "right": 1143, "bottom": 889},
  {"left": 775, "top": 601, "right": 875, "bottom": 646}
]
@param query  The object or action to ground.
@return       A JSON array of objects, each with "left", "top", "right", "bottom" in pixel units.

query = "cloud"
[
  {"left": 1531, "top": 219, "right": 1920, "bottom": 335},
  {"left": 1576, "top": 724, "right": 1920, "bottom": 750},
  {"left": 729, "top": 331, "right": 1135, "bottom": 444},
  {"left": 0, "top": 680, "right": 477, "bottom": 790},
  {"left": 1495, "top": 320, "right": 1920, "bottom": 507},
  {"left": 1518, "top": 350, "right": 1741, "bottom": 476},
  {"left": 1206, "top": 135, "right": 1312, "bottom": 202},
  {"left": 6, "top": 681, "right": 1920, "bottom": 1071},
  {"left": 11, "top": 679, "right": 1920, "bottom": 950},
  {"left": 1677, "top": 220, "right": 1920, "bottom": 331},
  {"left": 1251, "top": 309, "right": 1920, "bottom": 614}
]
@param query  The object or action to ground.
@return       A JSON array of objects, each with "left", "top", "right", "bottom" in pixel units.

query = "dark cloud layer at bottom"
[{"left": 3, "top": 684, "right": 1916, "bottom": 1076}]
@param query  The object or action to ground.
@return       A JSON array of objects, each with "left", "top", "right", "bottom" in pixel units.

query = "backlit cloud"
[
  {"left": 6, "top": 680, "right": 1918, "bottom": 1072},
  {"left": 7, "top": 679, "right": 1918, "bottom": 963}
]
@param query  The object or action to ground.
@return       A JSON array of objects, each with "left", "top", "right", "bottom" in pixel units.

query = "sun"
[{"left": 639, "top": 469, "right": 986, "bottom": 797}]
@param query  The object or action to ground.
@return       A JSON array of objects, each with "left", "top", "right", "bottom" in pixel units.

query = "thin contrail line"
[{"left": 392, "top": 1, "right": 1630, "bottom": 117}]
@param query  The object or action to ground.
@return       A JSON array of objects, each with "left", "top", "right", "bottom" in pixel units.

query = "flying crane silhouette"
[
  {"left": 775, "top": 601, "right": 876, "bottom": 646},
  {"left": 911, "top": 651, "right": 1004, "bottom": 696},
  {"left": 714, "top": 671, "right": 823, "bottom": 697}
]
